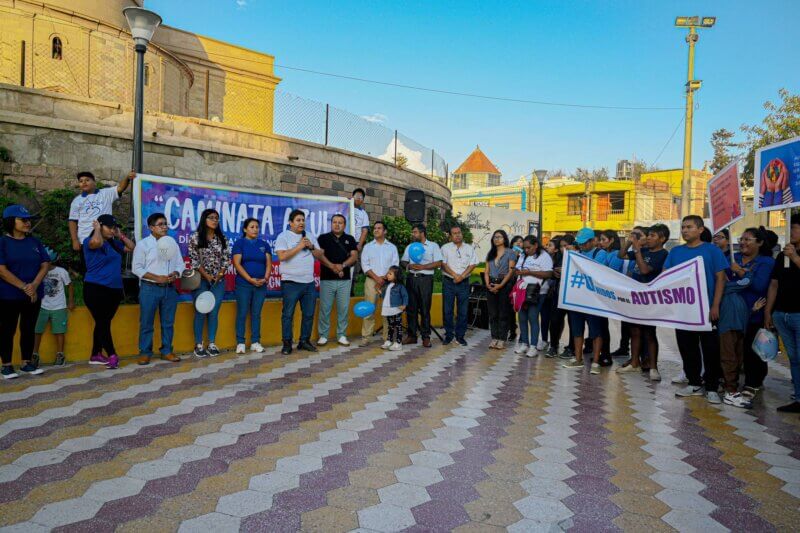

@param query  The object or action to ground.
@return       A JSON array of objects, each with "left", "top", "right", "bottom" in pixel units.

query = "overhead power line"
[
  {"left": 160, "top": 42, "right": 683, "bottom": 111},
  {"left": 652, "top": 116, "right": 685, "bottom": 165}
]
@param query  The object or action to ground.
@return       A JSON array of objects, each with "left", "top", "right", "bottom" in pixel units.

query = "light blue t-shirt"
[
  {"left": 580, "top": 247, "right": 608, "bottom": 265},
  {"left": 663, "top": 242, "right": 727, "bottom": 302},
  {"left": 603, "top": 250, "right": 625, "bottom": 273}
]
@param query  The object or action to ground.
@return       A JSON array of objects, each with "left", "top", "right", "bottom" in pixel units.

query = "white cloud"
[
  {"left": 361, "top": 113, "right": 388, "bottom": 124},
  {"left": 379, "top": 138, "right": 430, "bottom": 174},
  {"left": 236, "top": 0, "right": 247, "bottom": 7}
]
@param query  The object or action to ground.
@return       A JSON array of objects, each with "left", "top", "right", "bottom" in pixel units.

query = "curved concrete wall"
[{"left": 0, "top": 84, "right": 451, "bottom": 220}]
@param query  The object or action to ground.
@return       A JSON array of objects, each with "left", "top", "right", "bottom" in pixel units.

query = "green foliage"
[
  {"left": 0, "top": 146, "right": 11, "bottom": 163},
  {"left": 382, "top": 207, "right": 471, "bottom": 255},
  {"left": 710, "top": 128, "right": 736, "bottom": 174}
]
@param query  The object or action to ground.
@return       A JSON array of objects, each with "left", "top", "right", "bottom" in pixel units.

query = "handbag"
[
  {"left": 524, "top": 283, "right": 541, "bottom": 307},
  {"left": 509, "top": 278, "right": 526, "bottom": 313}
]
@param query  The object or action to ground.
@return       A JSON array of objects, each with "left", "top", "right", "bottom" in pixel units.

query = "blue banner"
[
  {"left": 755, "top": 136, "right": 800, "bottom": 212},
  {"left": 133, "top": 174, "right": 353, "bottom": 298}
]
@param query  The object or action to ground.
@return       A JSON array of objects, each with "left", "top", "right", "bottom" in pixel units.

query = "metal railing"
[{"left": 273, "top": 90, "right": 448, "bottom": 183}]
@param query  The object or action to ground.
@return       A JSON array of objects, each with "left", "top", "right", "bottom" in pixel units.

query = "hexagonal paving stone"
[
  {"left": 301, "top": 506, "right": 358, "bottom": 533},
  {"left": 84, "top": 476, "right": 146, "bottom": 502},
  {"left": 513, "top": 495, "right": 573, "bottom": 522},
  {"left": 524, "top": 461, "right": 575, "bottom": 481},
  {"left": 422, "top": 438, "right": 465, "bottom": 454},
  {"left": 248, "top": 471, "right": 300, "bottom": 494},
  {"left": 394, "top": 465, "right": 445, "bottom": 487},
  {"left": 31, "top": 498, "right": 104, "bottom": 528},
  {"left": 409, "top": 450, "right": 455, "bottom": 469},
  {"left": 358, "top": 503, "right": 416, "bottom": 532},
  {"left": 178, "top": 512, "right": 241, "bottom": 532},
  {"left": 662, "top": 509, "right": 729, "bottom": 533},
  {"left": 275, "top": 454, "right": 323, "bottom": 475},
  {"left": 378, "top": 483, "right": 431, "bottom": 508},
  {"left": 655, "top": 489, "right": 717, "bottom": 513},
  {"left": 216, "top": 490, "right": 274, "bottom": 517},
  {"left": 519, "top": 477, "right": 575, "bottom": 500},
  {"left": 127, "top": 459, "right": 182, "bottom": 481}
]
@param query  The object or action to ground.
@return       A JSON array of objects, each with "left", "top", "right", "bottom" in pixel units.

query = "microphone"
[{"left": 301, "top": 230, "right": 306, "bottom": 238}]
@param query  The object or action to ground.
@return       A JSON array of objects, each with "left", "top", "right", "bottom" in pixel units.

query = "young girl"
[{"left": 380, "top": 265, "right": 408, "bottom": 351}]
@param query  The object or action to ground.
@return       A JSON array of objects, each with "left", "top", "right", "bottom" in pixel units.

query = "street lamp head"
[
  {"left": 701, "top": 17, "right": 716, "bottom": 27},
  {"left": 123, "top": 7, "right": 162, "bottom": 47},
  {"left": 534, "top": 169, "right": 547, "bottom": 183},
  {"left": 674, "top": 16, "right": 699, "bottom": 27}
]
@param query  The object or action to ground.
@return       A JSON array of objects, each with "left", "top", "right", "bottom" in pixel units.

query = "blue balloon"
[
  {"left": 354, "top": 301, "right": 376, "bottom": 318},
  {"left": 408, "top": 242, "right": 425, "bottom": 264}
]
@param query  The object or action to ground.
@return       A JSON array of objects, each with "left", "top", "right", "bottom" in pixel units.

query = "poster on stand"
[
  {"left": 707, "top": 160, "right": 743, "bottom": 233},
  {"left": 754, "top": 136, "right": 800, "bottom": 212}
]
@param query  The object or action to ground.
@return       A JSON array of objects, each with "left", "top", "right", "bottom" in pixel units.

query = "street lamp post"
[
  {"left": 534, "top": 169, "right": 547, "bottom": 239},
  {"left": 123, "top": 7, "right": 162, "bottom": 173},
  {"left": 675, "top": 16, "right": 715, "bottom": 219}
]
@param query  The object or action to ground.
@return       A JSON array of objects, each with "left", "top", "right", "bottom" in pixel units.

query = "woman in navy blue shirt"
[
  {"left": 83, "top": 215, "right": 134, "bottom": 369},
  {"left": 232, "top": 218, "right": 272, "bottom": 355},
  {"left": 726, "top": 227, "right": 775, "bottom": 400},
  {"left": 0, "top": 205, "right": 50, "bottom": 379}
]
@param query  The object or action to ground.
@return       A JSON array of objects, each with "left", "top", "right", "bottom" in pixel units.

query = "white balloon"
[
  {"left": 195, "top": 291, "right": 215, "bottom": 314},
  {"left": 157, "top": 236, "right": 177, "bottom": 261}
]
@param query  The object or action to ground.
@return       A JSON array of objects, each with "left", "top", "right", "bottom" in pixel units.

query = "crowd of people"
[{"left": 1, "top": 171, "right": 799, "bottom": 415}]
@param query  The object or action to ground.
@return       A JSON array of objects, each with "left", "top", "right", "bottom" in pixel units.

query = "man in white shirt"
[
  {"left": 440, "top": 226, "right": 478, "bottom": 346},
  {"left": 69, "top": 170, "right": 135, "bottom": 261},
  {"left": 360, "top": 221, "right": 400, "bottom": 346},
  {"left": 350, "top": 188, "right": 370, "bottom": 297},
  {"left": 275, "top": 209, "right": 327, "bottom": 355},
  {"left": 401, "top": 224, "right": 443, "bottom": 348},
  {"left": 132, "top": 212, "right": 184, "bottom": 365}
]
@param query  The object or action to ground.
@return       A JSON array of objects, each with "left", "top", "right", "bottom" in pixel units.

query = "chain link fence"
[{"left": 274, "top": 90, "right": 448, "bottom": 184}]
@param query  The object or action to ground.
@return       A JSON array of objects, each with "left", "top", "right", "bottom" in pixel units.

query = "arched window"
[
  {"left": 51, "top": 37, "right": 62, "bottom": 60},
  {"left": 143, "top": 64, "right": 150, "bottom": 86}
]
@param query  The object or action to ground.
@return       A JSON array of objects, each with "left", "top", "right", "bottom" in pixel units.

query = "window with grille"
[
  {"left": 609, "top": 192, "right": 625, "bottom": 213},
  {"left": 567, "top": 194, "right": 583, "bottom": 215}
]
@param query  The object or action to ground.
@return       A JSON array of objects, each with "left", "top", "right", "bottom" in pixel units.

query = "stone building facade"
[{"left": 0, "top": 0, "right": 450, "bottom": 220}]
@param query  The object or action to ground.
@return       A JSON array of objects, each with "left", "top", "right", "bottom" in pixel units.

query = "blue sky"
[{"left": 148, "top": 0, "right": 799, "bottom": 181}]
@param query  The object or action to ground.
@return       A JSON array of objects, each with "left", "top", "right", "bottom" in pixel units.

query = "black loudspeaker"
[
  {"left": 468, "top": 283, "right": 489, "bottom": 330},
  {"left": 404, "top": 190, "right": 426, "bottom": 224}
]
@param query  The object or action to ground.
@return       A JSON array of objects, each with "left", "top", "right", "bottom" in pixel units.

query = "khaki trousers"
[{"left": 362, "top": 277, "right": 388, "bottom": 341}]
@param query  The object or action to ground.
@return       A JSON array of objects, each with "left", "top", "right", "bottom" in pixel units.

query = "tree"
[
  {"left": 395, "top": 153, "right": 408, "bottom": 169},
  {"left": 591, "top": 167, "right": 610, "bottom": 181},
  {"left": 740, "top": 88, "right": 800, "bottom": 186},
  {"left": 630, "top": 160, "right": 659, "bottom": 181},
  {"left": 709, "top": 128, "right": 736, "bottom": 173}
]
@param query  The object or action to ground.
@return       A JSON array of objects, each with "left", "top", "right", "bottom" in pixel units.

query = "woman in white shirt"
[{"left": 514, "top": 236, "right": 553, "bottom": 358}]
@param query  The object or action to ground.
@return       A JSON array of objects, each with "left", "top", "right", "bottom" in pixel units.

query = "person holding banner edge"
[
  {"left": 563, "top": 227, "right": 607, "bottom": 375},
  {"left": 663, "top": 215, "right": 727, "bottom": 404}
]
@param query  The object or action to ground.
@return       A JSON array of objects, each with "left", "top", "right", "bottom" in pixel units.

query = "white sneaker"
[
  {"left": 526, "top": 346, "right": 538, "bottom": 358},
  {"left": 250, "top": 342, "right": 265, "bottom": 353},
  {"left": 617, "top": 364, "right": 639, "bottom": 374},
  {"left": 649, "top": 369, "right": 661, "bottom": 382},
  {"left": 706, "top": 391, "right": 722, "bottom": 405},
  {"left": 389, "top": 342, "right": 402, "bottom": 351},
  {"left": 235, "top": 343, "right": 246, "bottom": 354},
  {"left": 338, "top": 336, "right": 350, "bottom": 346},
  {"left": 514, "top": 344, "right": 528, "bottom": 355},
  {"left": 317, "top": 337, "right": 328, "bottom": 346},
  {"left": 723, "top": 392, "right": 752, "bottom": 409},
  {"left": 536, "top": 340, "right": 548, "bottom": 351},
  {"left": 381, "top": 341, "right": 392, "bottom": 350},
  {"left": 590, "top": 363, "right": 601, "bottom": 375}
]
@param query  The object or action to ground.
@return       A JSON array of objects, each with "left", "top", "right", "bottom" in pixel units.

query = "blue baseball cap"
[
  {"left": 575, "top": 227, "right": 595, "bottom": 245},
  {"left": 2, "top": 204, "right": 38, "bottom": 219}
]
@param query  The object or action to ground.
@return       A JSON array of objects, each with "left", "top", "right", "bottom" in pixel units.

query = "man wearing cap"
[
  {"left": 132, "top": 212, "right": 184, "bottom": 365},
  {"left": 562, "top": 227, "right": 607, "bottom": 375},
  {"left": 68, "top": 170, "right": 135, "bottom": 260},
  {"left": 0, "top": 205, "right": 49, "bottom": 379}
]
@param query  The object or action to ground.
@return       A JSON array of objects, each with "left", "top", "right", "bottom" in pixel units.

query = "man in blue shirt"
[
  {"left": 663, "top": 215, "right": 728, "bottom": 404},
  {"left": 563, "top": 227, "right": 607, "bottom": 375}
]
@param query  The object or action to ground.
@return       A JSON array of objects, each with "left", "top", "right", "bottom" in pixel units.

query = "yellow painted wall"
[
  {"left": 542, "top": 181, "right": 637, "bottom": 234},
  {"left": 12, "top": 295, "right": 445, "bottom": 365}
]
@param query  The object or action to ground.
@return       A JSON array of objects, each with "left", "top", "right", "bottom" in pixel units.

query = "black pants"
[
  {"left": 675, "top": 328, "right": 721, "bottom": 392},
  {"left": 540, "top": 294, "right": 553, "bottom": 343},
  {"left": 406, "top": 274, "right": 433, "bottom": 339},
  {"left": 0, "top": 299, "right": 41, "bottom": 365},
  {"left": 617, "top": 321, "right": 631, "bottom": 352},
  {"left": 83, "top": 282, "right": 123, "bottom": 357},
  {"left": 387, "top": 314, "right": 403, "bottom": 343},
  {"left": 486, "top": 283, "right": 512, "bottom": 340},
  {"left": 743, "top": 322, "right": 768, "bottom": 388}
]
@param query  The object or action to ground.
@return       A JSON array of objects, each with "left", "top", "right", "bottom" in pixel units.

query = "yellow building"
[{"left": 451, "top": 147, "right": 538, "bottom": 212}]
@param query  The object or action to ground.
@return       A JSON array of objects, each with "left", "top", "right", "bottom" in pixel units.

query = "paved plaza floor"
[{"left": 1, "top": 326, "right": 799, "bottom": 532}]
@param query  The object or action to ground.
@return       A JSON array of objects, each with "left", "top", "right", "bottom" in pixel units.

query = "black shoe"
[
  {"left": 31, "top": 352, "right": 40, "bottom": 368},
  {"left": 610, "top": 348, "right": 629, "bottom": 357},
  {"left": 546, "top": 347, "right": 558, "bottom": 358},
  {"left": 443, "top": 337, "right": 454, "bottom": 345},
  {"left": 297, "top": 340, "right": 317, "bottom": 352},
  {"left": 54, "top": 352, "right": 66, "bottom": 366},
  {"left": 507, "top": 332, "right": 517, "bottom": 342},
  {"left": 194, "top": 344, "right": 209, "bottom": 358},
  {"left": 598, "top": 357, "right": 613, "bottom": 367},
  {"left": 281, "top": 342, "right": 292, "bottom": 355},
  {"left": 777, "top": 401, "right": 800, "bottom": 413},
  {"left": 559, "top": 348, "right": 575, "bottom": 360},
  {"left": 456, "top": 337, "right": 468, "bottom": 346}
]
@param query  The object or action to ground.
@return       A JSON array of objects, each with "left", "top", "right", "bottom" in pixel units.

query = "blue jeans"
[
  {"left": 442, "top": 277, "right": 470, "bottom": 340},
  {"left": 281, "top": 281, "right": 317, "bottom": 343},
  {"left": 773, "top": 311, "right": 800, "bottom": 400},
  {"left": 235, "top": 282, "right": 267, "bottom": 344},
  {"left": 318, "top": 279, "right": 351, "bottom": 339},
  {"left": 138, "top": 282, "right": 178, "bottom": 356},
  {"left": 518, "top": 298, "right": 544, "bottom": 346},
  {"left": 192, "top": 279, "right": 225, "bottom": 344}
]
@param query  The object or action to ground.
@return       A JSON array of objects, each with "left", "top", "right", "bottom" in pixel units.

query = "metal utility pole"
[{"left": 676, "top": 16, "right": 715, "bottom": 218}]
